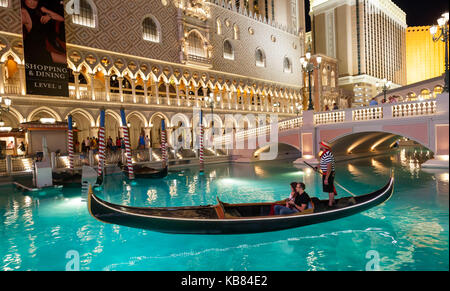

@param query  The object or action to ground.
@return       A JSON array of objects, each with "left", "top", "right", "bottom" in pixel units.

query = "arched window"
[
  {"left": 406, "top": 92, "right": 416, "bottom": 101},
  {"left": 233, "top": 24, "right": 240, "bottom": 40},
  {"left": 0, "top": 0, "right": 9, "bottom": 8},
  {"left": 216, "top": 19, "right": 222, "bottom": 35},
  {"left": 283, "top": 57, "right": 292, "bottom": 73},
  {"left": 143, "top": 16, "right": 160, "bottom": 43},
  {"left": 433, "top": 85, "right": 444, "bottom": 97},
  {"left": 330, "top": 71, "right": 336, "bottom": 88},
  {"left": 419, "top": 89, "right": 431, "bottom": 100},
  {"left": 223, "top": 40, "right": 234, "bottom": 60},
  {"left": 186, "top": 31, "right": 206, "bottom": 58},
  {"left": 322, "top": 68, "right": 328, "bottom": 86},
  {"left": 72, "top": 0, "right": 97, "bottom": 28},
  {"left": 255, "top": 48, "right": 266, "bottom": 67}
]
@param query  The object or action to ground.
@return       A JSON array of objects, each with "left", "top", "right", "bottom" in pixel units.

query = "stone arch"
[
  {"left": 0, "top": 106, "right": 23, "bottom": 127},
  {"left": 328, "top": 129, "right": 433, "bottom": 155},
  {"left": 253, "top": 142, "right": 301, "bottom": 161},
  {"left": 149, "top": 112, "right": 170, "bottom": 147},
  {"left": 66, "top": 109, "right": 95, "bottom": 148},
  {"left": 27, "top": 106, "right": 62, "bottom": 122},
  {"left": 0, "top": 49, "right": 21, "bottom": 64},
  {"left": 65, "top": 108, "right": 95, "bottom": 127},
  {"left": 126, "top": 111, "right": 148, "bottom": 128}
]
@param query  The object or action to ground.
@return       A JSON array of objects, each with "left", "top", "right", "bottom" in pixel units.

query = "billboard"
[{"left": 20, "top": 0, "right": 69, "bottom": 97}]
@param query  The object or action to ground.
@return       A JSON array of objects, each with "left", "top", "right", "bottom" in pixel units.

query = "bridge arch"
[{"left": 326, "top": 130, "right": 433, "bottom": 156}]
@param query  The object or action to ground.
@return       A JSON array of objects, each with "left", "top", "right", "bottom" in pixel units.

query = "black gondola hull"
[
  {"left": 123, "top": 166, "right": 168, "bottom": 179},
  {"left": 88, "top": 177, "right": 394, "bottom": 234}
]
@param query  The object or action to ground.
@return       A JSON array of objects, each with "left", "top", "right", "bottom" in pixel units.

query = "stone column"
[
  {"left": 89, "top": 73, "right": 96, "bottom": 100},
  {"left": 143, "top": 79, "right": 149, "bottom": 104},
  {"left": 202, "top": 87, "right": 208, "bottom": 108},
  {"left": 154, "top": 82, "right": 160, "bottom": 104},
  {"left": 118, "top": 76, "right": 124, "bottom": 102},
  {"left": 165, "top": 82, "right": 170, "bottom": 105},
  {"left": 131, "top": 78, "right": 137, "bottom": 103},
  {"left": 195, "top": 86, "right": 199, "bottom": 107},
  {"left": 0, "top": 61, "right": 5, "bottom": 94},
  {"left": 104, "top": 74, "right": 111, "bottom": 101},
  {"left": 219, "top": 91, "right": 224, "bottom": 109},
  {"left": 73, "top": 71, "right": 80, "bottom": 99},
  {"left": 176, "top": 84, "right": 181, "bottom": 106},
  {"left": 17, "top": 64, "right": 26, "bottom": 95}
]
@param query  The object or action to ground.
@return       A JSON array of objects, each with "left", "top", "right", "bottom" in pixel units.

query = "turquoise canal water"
[{"left": 1, "top": 147, "right": 448, "bottom": 271}]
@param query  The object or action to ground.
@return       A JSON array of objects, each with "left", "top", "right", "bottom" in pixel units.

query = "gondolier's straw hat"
[{"left": 320, "top": 141, "right": 332, "bottom": 150}]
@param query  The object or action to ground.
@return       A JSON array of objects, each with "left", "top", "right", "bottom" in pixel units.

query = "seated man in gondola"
[{"left": 274, "top": 182, "right": 313, "bottom": 215}]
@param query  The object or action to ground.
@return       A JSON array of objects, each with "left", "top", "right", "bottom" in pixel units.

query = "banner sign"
[{"left": 20, "top": 0, "right": 69, "bottom": 97}]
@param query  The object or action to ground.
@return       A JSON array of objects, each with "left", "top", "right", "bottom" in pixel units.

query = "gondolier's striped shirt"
[{"left": 320, "top": 151, "right": 335, "bottom": 173}]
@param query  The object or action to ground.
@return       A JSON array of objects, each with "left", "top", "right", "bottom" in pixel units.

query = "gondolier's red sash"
[{"left": 322, "top": 171, "right": 338, "bottom": 196}]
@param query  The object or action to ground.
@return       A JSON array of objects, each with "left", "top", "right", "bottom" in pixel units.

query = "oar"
[{"left": 303, "top": 161, "right": 356, "bottom": 197}]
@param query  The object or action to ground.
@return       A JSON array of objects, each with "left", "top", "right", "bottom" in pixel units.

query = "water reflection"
[{"left": 0, "top": 145, "right": 448, "bottom": 271}]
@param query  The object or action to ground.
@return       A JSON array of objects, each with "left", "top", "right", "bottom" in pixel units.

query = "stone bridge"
[{"left": 214, "top": 93, "right": 449, "bottom": 168}]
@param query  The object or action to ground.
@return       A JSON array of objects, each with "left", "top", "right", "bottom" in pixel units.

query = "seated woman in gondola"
[{"left": 274, "top": 182, "right": 313, "bottom": 215}]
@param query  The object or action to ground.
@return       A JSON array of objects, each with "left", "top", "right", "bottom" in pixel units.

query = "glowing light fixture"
[{"left": 40, "top": 118, "right": 56, "bottom": 124}]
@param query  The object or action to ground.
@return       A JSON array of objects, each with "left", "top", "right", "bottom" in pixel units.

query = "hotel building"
[
  {"left": 406, "top": 25, "right": 447, "bottom": 85},
  {"left": 309, "top": 0, "right": 407, "bottom": 106}
]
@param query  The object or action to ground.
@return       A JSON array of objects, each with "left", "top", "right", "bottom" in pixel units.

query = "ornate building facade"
[{"left": 0, "top": 0, "right": 306, "bottom": 152}]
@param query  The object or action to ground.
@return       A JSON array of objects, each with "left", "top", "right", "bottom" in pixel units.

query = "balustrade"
[
  {"left": 352, "top": 107, "right": 383, "bottom": 121},
  {"left": 392, "top": 100, "right": 436, "bottom": 117},
  {"left": 314, "top": 111, "right": 345, "bottom": 125}
]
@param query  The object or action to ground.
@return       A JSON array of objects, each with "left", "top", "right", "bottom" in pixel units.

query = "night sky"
[{"left": 304, "top": 0, "right": 450, "bottom": 32}]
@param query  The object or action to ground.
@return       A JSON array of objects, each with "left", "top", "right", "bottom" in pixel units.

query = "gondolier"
[{"left": 319, "top": 141, "right": 337, "bottom": 207}]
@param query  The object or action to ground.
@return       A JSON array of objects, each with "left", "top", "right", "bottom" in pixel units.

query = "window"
[
  {"left": 255, "top": 48, "right": 266, "bottom": 67},
  {"left": 143, "top": 16, "right": 160, "bottom": 43},
  {"left": 187, "top": 31, "right": 206, "bottom": 57},
  {"left": 223, "top": 40, "right": 234, "bottom": 60},
  {"left": 283, "top": 57, "right": 292, "bottom": 73},
  {"left": 0, "top": 0, "right": 8, "bottom": 8},
  {"left": 216, "top": 19, "right": 222, "bottom": 35},
  {"left": 433, "top": 85, "right": 444, "bottom": 97},
  {"left": 72, "top": 0, "right": 97, "bottom": 28},
  {"left": 233, "top": 24, "right": 240, "bottom": 40},
  {"left": 322, "top": 68, "right": 328, "bottom": 86},
  {"left": 330, "top": 71, "right": 336, "bottom": 88},
  {"left": 419, "top": 89, "right": 431, "bottom": 100}
]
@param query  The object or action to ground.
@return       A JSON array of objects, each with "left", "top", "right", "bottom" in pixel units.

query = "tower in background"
[
  {"left": 310, "top": 0, "right": 407, "bottom": 106},
  {"left": 406, "top": 26, "right": 446, "bottom": 85}
]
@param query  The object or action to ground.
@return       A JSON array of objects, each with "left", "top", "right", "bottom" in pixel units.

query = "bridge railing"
[
  {"left": 313, "top": 99, "right": 438, "bottom": 125},
  {"left": 212, "top": 98, "right": 442, "bottom": 147},
  {"left": 213, "top": 116, "right": 303, "bottom": 147}
]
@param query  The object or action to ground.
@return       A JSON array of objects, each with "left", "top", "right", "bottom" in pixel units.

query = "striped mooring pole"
[
  {"left": 97, "top": 109, "right": 106, "bottom": 178},
  {"left": 120, "top": 108, "right": 134, "bottom": 180},
  {"left": 199, "top": 110, "right": 204, "bottom": 172},
  {"left": 161, "top": 119, "right": 167, "bottom": 168},
  {"left": 67, "top": 115, "right": 74, "bottom": 170}
]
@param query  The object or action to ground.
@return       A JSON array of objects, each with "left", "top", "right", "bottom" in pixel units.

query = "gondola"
[
  {"left": 119, "top": 162, "right": 168, "bottom": 179},
  {"left": 52, "top": 171, "right": 103, "bottom": 187},
  {"left": 52, "top": 171, "right": 82, "bottom": 186},
  {"left": 88, "top": 173, "right": 394, "bottom": 234}
]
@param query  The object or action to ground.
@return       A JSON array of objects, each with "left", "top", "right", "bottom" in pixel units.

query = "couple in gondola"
[
  {"left": 274, "top": 182, "right": 314, "bottom": 215},
  {"left": 275, "top": 140, "right": 337, "bottom": 215}
]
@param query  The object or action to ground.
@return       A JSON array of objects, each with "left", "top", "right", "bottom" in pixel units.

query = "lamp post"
[
  {"left": 291, "top": 103, "right": 302, "bottom": 117},
  {"left": 206, "top": 93, "right": 220, "bottom": 136},
  {"left": 430, "top": 12, "right": 449, "bottom": 92},
  {"left": 376, "top": 79, "right": 392, "bottom": 102},
  {"left": 300, "top": 52, "right": 322, "bottom": 111}
]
